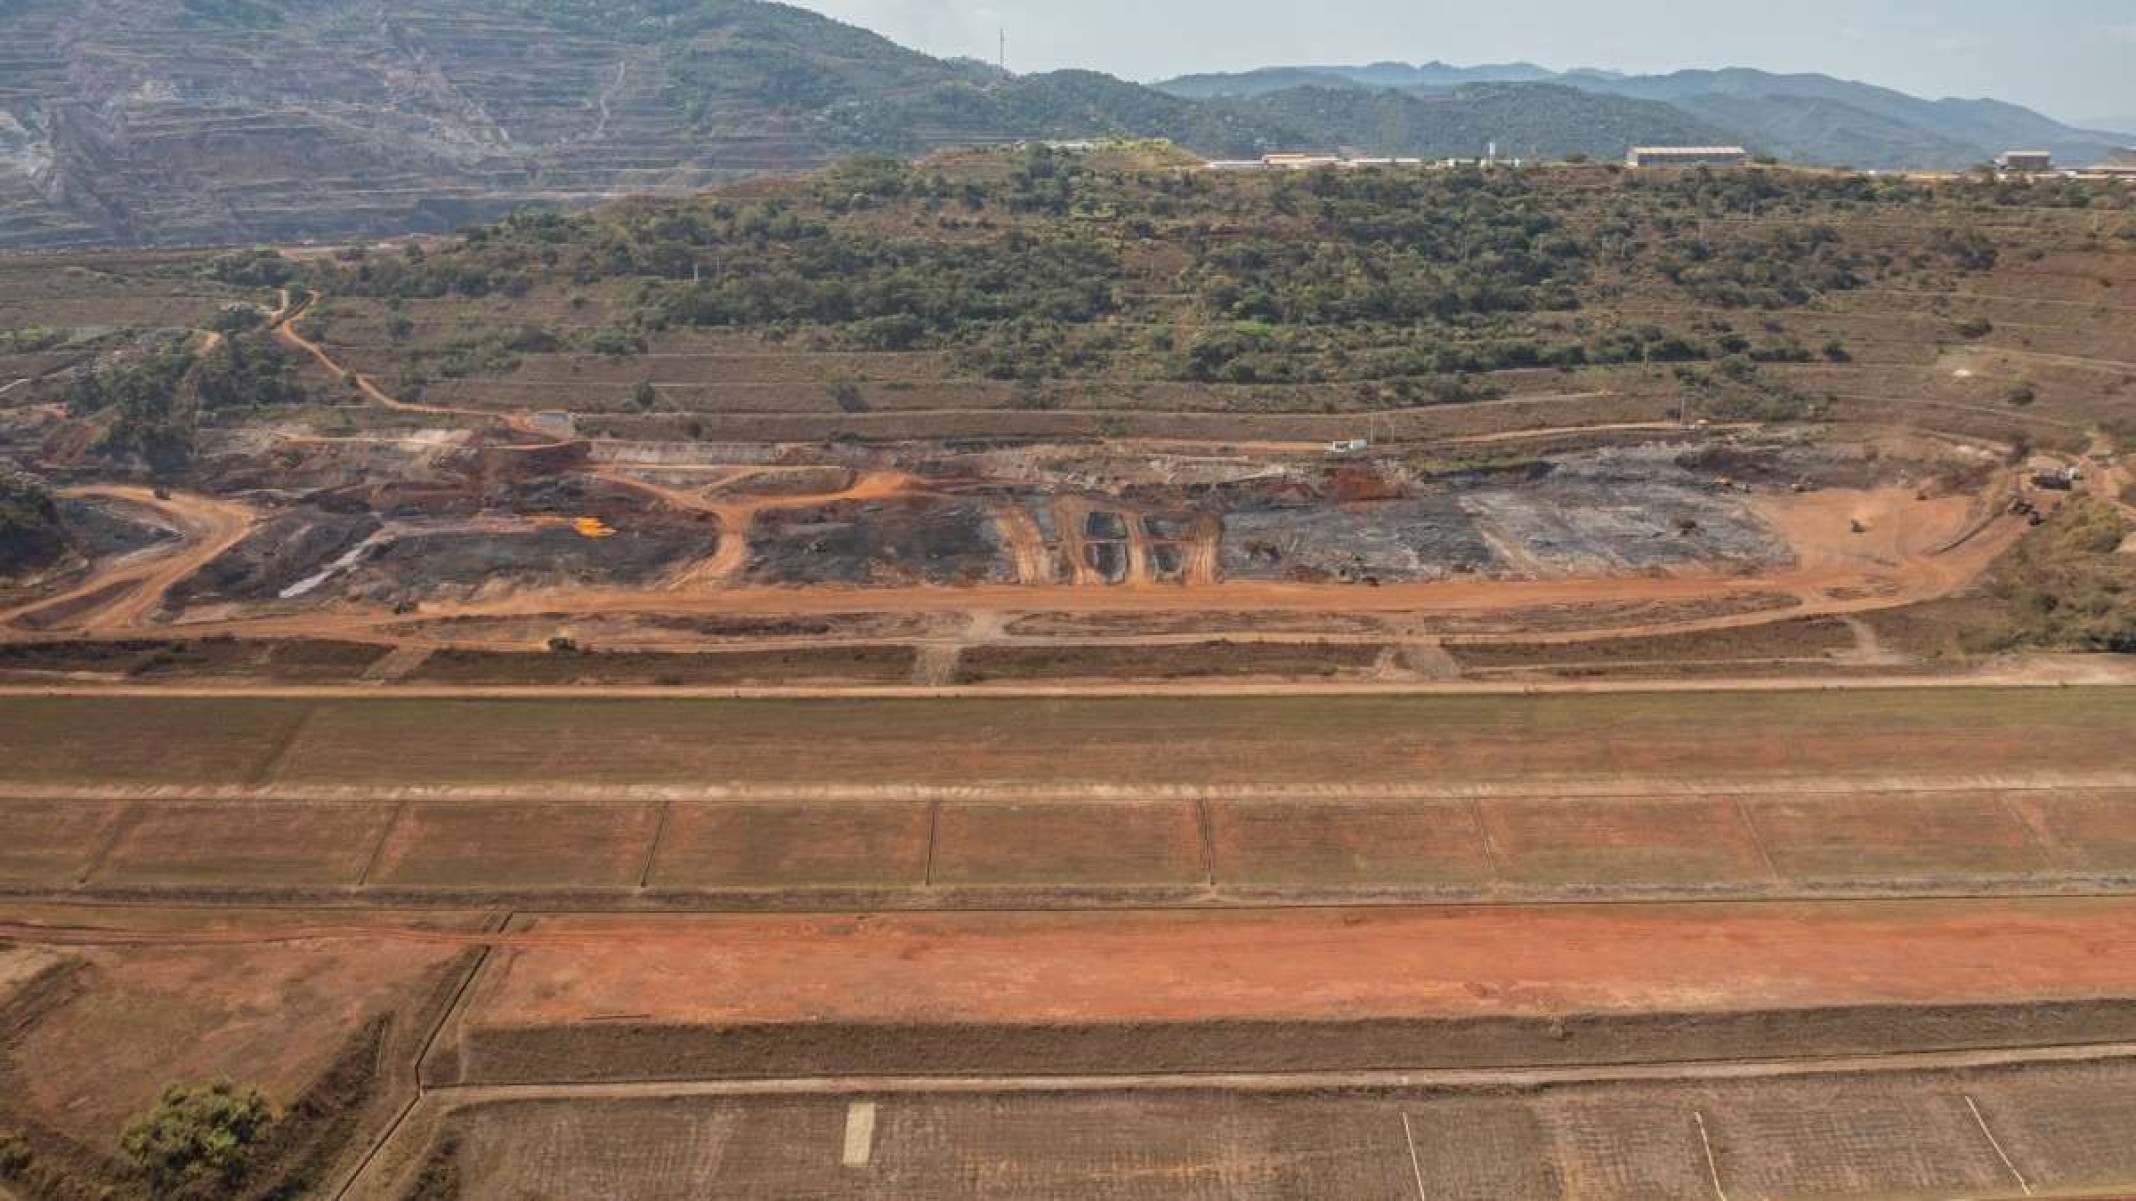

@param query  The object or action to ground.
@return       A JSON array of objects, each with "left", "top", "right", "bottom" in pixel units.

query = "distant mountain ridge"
[
  {"left": 1154, "top": 61, "right": 2128, "bottom": 169},
  {"left": 1225, "top": 83, "right": 1737, "bottom": 162},
  {"left": 2078, "top": 116, "right": 2136, "bottom": 140},
  {"left": 1159, "top": 61, "right": 1560, "bottom": 98},
  {"left": 0, "top": 1, "right": 2121, "bottom": 251}
]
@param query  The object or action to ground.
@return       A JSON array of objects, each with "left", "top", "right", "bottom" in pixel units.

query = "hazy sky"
[{"left": 791, "top": 0, "right": 2135, "bottom": 127}]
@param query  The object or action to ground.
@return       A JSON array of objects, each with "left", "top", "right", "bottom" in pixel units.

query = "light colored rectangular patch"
[{"left": 842, "top": 1100, "right": 878, "bottom": 1168}]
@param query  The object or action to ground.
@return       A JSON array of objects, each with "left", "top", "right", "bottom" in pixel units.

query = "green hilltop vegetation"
[{"left": 289, "top": 146, "right": 2129, "bottom": 420}]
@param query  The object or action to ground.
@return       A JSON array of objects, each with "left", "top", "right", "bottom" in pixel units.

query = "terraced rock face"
[{"left": 0, "top": 0, "right": 1102, "bottom": 249}]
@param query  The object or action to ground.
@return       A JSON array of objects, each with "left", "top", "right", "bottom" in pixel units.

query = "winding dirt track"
[
  {"left": 0, "top": 486, "right": 257, "bottom": 633},
  {"left": 271, "top": 288, "right": 551, "bottom": 439}
]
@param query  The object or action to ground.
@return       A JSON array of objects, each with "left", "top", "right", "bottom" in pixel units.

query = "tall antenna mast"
[{"left": 999, "top": 27, "right": 1006, "bottom": 74}]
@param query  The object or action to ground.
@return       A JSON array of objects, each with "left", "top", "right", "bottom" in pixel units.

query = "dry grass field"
[
  {"left": 1207, "top": 798, "right": 1495, "bottom": 892},
  {"left": 648, "top": 802, "right": 934, "bottom": 891},
  {"left": 0, "top": 691, "right": 2127, "bottom": 795},
  {"left": 92, "top": 800, "right": 392, "bottom": 889},
  {"left": 0, "top": 694, "right": 2130, "bottom": 911},
  {"left": 367, "top": 802, "right": 665, "bottom": 891},
  {"left": 12, "top": 787, "right": 2136, "bottom": 907},
  {"left": 930, "top": 801, "right": 1207, "bottom": 890}
]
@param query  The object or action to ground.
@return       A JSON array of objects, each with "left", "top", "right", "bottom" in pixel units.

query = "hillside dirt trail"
[
  {"left": 271, "top": 289, "right": 556, "bottom": 442},
  {"left": 991, "top": 503, "right": 1054, "bottom": 585}
]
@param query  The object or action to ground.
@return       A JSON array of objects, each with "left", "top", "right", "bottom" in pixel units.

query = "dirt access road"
[{"left": 0, "top": 486, "right": 257, "bottom": 632}]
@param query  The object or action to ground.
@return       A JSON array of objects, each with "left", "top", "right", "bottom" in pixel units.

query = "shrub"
[
  {"left": 204, "top": 248, "right": 293, "bottom": 288},
  {"left": 209, "top": 305, "right": 264, "bottom": 334},
  {"left": 587, "top": 326, "right": 643, "bottom": 357},
  {"left": 121, "top": 1081, "right": 277, "bottom": 1199},
  {"left": 830, "top": 379, "right": 869, "bottom": 413},
  {"left": 1010, "top": 378, "right": 1058, "bottom": 410},
  {"left": 402, "top": 1136, "right": 462, "bottom": 1201}
]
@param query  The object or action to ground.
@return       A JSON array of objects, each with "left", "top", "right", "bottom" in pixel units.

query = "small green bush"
[{"left": 121, "top": 1081, "right": 277, "bottom": 1199}]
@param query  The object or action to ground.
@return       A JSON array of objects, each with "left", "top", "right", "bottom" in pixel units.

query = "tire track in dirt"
[
  {"left": 1122, "top": 512, "right": 1155, "bottom": 586},
  {"left": 991, "top": 503, "right": 1054, "bottom": 585},
  {"left": 1182, "top": 513, "right": 1222, "bottom": 586}
]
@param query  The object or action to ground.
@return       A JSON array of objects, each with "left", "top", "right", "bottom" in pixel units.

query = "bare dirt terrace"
[
  {"left": 1, "top": 692, "right": 2133, "bottom": 912},
  {"left": 13, "top": 785, "right": 2136, "bottom": 909},
  {"left": 3, "top": 688, "right": 2136, "bottom": 1199},
  {"left": 437, "top": 900, "right": 2136, "bottom": 1080}
]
